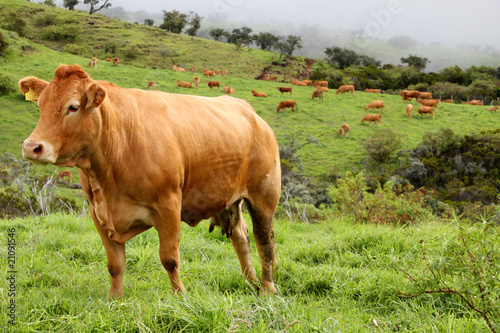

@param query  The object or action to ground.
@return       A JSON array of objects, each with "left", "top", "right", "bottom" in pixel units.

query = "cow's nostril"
[{"left": 33, "top": 145, "right": 42, "bottom": 154}]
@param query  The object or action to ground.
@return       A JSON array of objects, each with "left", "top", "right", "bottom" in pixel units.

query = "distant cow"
[
  {"left": 418, "top": 106, "right": 434, "bottom": 118},
  {"left": 419, "top": 92, "right": 432, "bottom": 99},
  {"left": 177, "top": 80, "right": 193, "bottom": 88},
  {"left": 277, "top": 87, "right": 293, "bottom": 96},
  {"left": 207, "top": 81, "right": 220, "bottom": 92},
  {"left": 57, "top": 170, "right": 73, "bottom": 183},
  {"left": 193, "top": 76, "right": 200, "bottom": 89},
  {"left": 290, "top": 78, "right": 307, "bottom": 86},
  {"left": 88, "top": 57, "right": 98, "bottom": 69},
  {"left": 251, "top": 89, "right": 267, "bottom": 97},
  {"left": 312, "top": 89, "right": 323, "bottom": 100},
  {"left": 303, "top": 80, "right": 314, "bottom": 86},
  {"left": 406, "top": 104, "right": 413, "bottom": 118},
  {"left": 335, "top": 85, "right": 355, "bottom": 95},
  {"left": 203, "top": 69, "right": 215, "bottom": 76},
  {"left": 316, "top": 86, "right": 329, "bottom": 93},
  {"left": 216, "top": 70, "right": 228, "bottom": 77},
  {"left": 314, "top": 80, "right": 328, "bottom": 87},
  {"left": 365, "top": 100, "right": 384, "bottom": 112},
  {"left": 224, "top": 84, "right": 234, "bottom": 95},
  {"left": 20, "top": 64, "right": 280, "bottom": 297},
  {"left": 364, "top": 88, "right": 380, "bottom": 94},
  {"left": 401, "top": 90, "right": 419, "bottom": 101},
  {"left": 173, "top": 65, "right": 186, "bottom": 72},
  {"left": 112, "top": 57, "right": 120, "bottom": 66},
  {"left": 277, "top": 100, "right": 297, "bottom": 112},
  {"left": 339, "top": 123, "right": 350, "bottom": 138},
  {"left": 442, "top": 99, "right": 454, "bottom": 103},
  {"left": 147, "top": 81, "right": 156, "bottom": 89},
  {"left": 488, "top": 105, "right": 499, "bottom": 111},
  {"left": 464, "top": 100, "right": 483, "bottom": 105},
  {"left": 191, "top": 66, "right": 197, "bottom": 73},
  {"left": 361, "top": 113, "right": 382, "bottom": 126},
  {"left": 105, "top": 58, "right": 113, "bottom": 63},
  {"left": 418, "top": 98, "right": 439, "bottom": 111}
]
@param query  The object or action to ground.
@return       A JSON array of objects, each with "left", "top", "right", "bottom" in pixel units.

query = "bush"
[
  {"left": 0, "top": 32, "right": 9, "bottom": 53},
  {"left": 0, "top": 73, "right": 17, "bottom": 96},
  {"left": 40, "top": 24, "right": 81, "bottom": 42},
  {"left": 62, "top": 43, "right": 87, "bottom": 55},
  {"left": 0, "top": 11, "right": 26, "bottom": 37},
  {"left": 34, "top": 12, "right": 60, "bottom": 27}
]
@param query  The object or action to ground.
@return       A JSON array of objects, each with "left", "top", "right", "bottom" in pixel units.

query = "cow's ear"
[
  {"left": 19, "top": 77, "right": 49, "bottom": 102},
  {"left": 86, "top": 83, "right": 106, "bottom": 109}
]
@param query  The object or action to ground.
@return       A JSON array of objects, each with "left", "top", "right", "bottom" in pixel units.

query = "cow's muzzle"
[{"left": 22, "top": 139, "right": 56, "bottom": 164}]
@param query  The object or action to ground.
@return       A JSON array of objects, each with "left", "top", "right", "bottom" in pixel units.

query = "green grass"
[{"left": 0, "top": 213, "right": 491, "bottom": 332}]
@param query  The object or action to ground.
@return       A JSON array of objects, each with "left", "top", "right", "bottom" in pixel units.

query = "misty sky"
[{"left": 111, "top": 0, "right": 500, "bottom": 48}]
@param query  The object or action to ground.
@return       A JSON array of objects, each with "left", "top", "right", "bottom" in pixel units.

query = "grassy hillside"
[{"left": 1, "top": 28, "right": 499, "bottom": 183}]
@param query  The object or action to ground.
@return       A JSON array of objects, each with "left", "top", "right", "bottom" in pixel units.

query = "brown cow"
[
  {"left": 193, "top": 76, "right": 200, "bottom": 89},
  {"left": 418, "top": 92, "right": 432, "bottom": 99},
  {"left": 224, "top": 84, "right": 234, "bottom": 95},
  {"left": 251, "top": 89, "right": 267, "bottom": 97},
  {"left": 338, "top": 123, "right": 349, "bottom": 138},
  {"left": 173, "top": 65, "right": 186, "bottom": 72},
  {"left": 89, "top": 57, "right": 98, "bottom": 69},
  {"left": 303, "top": 80, "right": 313, "bottom": 86},
  {"left": 418, "top": 106, "right": 434, "bottom": 118},
  {"left": 316, "top": 86, "right": 329, "bottom": 93},
  {"left": 464, "top": 100, "right": 483, "bottom": 105},
  {"left": 442, "top": 99, "right": 454, "bottom": 103},
  {"left": 364, "top": 88, "right": 380, "bottom": 93},
  {"left": 268, "top": 76, "right": 279, "bottom": 82},
  {"left": 314, "top": 80, "right": 328, "bottom": 87},
  {"left": 488, "top": 105, "right": 499, "bottom": 111},
  {"left": 290, "top": 78, "right": 307, "bottom": 86},
  {"left": 105, "top": 58, "right": 113, "bottom": 63},
  {"left": 19, "top": 64, "right": 280, "bottom": 297},
  {"left": 361, "top": 113, "right": 382, "bottom": 126},
  {"left": 365, "top": 100, "right": 384, "bottom": 112},
  {"left": 406, "top": 104, "right": 413, "bottom": 118},
  {"left": 207, "top": 81, "right": 220, "bottom": 92},
  {"left": 191, "top": 66, "right": 197, "bottom": 73},
  {"left": 216, "top": 70, "right": 228, "bottom": 77},
  {"left": 335, "top": 85, "right": 355, "bottom": 95},
  {"left": 277, "top": 87, "right": 293, "bottom": 96},
  {"left": 203, "top": 69, "right": 215, "bottom": 77},
  {"left": 418, "top": 98, "right": 439, "bottom": 111},
  {"left": 177, "top": 80, "right": 193, "bottom": 88},
  {"left": 112, "top": 57, "right": 120, "bottom": 67},
  {"left": 312, "top": 89, "right": 323, "bottom": 100},
  {"left": 400, "top": 90, "right": 419, "bottom": 101},
  {"left": 276, "top": 100, "right": 297, "bottom": 112},
  {"left": 57, "top": 170, "right": 73, "bottom": 183},
  {"left": 147, "top": 81, "right": 156, "bottom": 89}
]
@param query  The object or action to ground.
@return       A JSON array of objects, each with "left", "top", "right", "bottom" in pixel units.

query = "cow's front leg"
[
  {"left": 156, "top": 196, "right": 185, "bottom": 293},
  {"left": 90, "top": 209, "right": 126, "bottom": 298}
]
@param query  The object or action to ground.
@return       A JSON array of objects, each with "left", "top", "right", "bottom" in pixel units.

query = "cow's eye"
[{"left": 67, "top": 105, "right": 79, "bottom": 114}]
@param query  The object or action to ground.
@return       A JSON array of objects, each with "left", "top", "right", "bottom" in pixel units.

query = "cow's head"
[{"left": 20, "top": 64, "right": 106, "bottom": 167}]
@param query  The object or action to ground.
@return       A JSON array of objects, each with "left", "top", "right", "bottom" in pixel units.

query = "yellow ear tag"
[{"left": 25, "top": 87, "right": 39, "bottom": 101}]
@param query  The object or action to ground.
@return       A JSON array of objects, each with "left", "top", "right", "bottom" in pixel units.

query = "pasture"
[{"left": 0, "top": 213, "right": 492, "bottom": 332}]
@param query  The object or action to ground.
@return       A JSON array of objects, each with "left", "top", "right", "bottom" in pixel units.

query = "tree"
[
  {"left": 186, "top": 12, "right": 203, "bottom": 37},
  {"left": 44, "top": 0, "right": 57, "bottom": 7},
  {"left": 63, "top": 0, "right": 79, "bottom": 10},
  {"left": 144, "top": 19, "right": 154, "bottom": 27},
  {"left": 400, "top": 54, "right": 430, "bottom": 71},
  {"left": 253, "top": 32, "right": 280, "bottom": 51},
  {"left": 282, "top": 35, "right": 303, "bottom": 56},
  {"left": 324, "top": 46, "right": 359, "bottom": 69},
  {"left": 159, "top": 10, "right": 188, "bottom": 34},
  {"left": 209, "top": 28, "right": 227, "bottom": 42},
  {"left": 84, "top": 0, "right": 111, "bottom": 15},
  {"left": 358, "top": 54, "right": 381, "bottom": 67},
  {"left": 227, "top": 27, "right": 253, "bottom": 47}
]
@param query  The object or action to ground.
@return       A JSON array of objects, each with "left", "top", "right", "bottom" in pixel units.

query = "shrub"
[
  {"left": 0, "top": 32, "right": 9, "bottom": 53},
  {"left": 0, "top": 73, "right": 17, "bottom": 96},
  {"left": 364, "top": 129, "right": 402, "bottom": 166},
  {"left": 0, "top": 11, "right": 26, "bottom": 37},
  {"left": 40, "top": 24, "right": 81, "bottom": 42},
  {"left": 123, "top": 45, "right": 142, "bottom": 60},
  {"left": 62, "top": 43, "right": 87, "bottom": 55},
  {"left": 34, "top": 12, "right": 60, "bottom": 27}
]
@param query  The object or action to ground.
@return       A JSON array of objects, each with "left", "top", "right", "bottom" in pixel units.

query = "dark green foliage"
[
  {"left": 226, "top": 26, "right": 253, "bottom": 47},
  {"left": 62, "top": 43, "right": 87, "bottom": 55},
  {"left": 209, "top": 28, "right": 227, "bottom": 42},
  {"left": 324, "top": 46, "right": 360, "bottom": 69},
  {"left": 40, "top": 24, "right": 81, "bottom": 42},
  {"left": 0, "top": 10, "right": 27, "bottom": 37},
  {"left": 364, "top": 129, "right": 403, "bottom": 165},
  {"left": 0, "top": 32, "right": 8, "bottom": 53},
  {"left": 144, "top": 18, "right": 154, "bottom": 27},
  {"left": 63, "top": 0, "right": 79, "bottom": 11},
  {"left": 0, "top": 73, "right": 17, "bottom": 96},
  {"left": 186, "top": 12, "right": 202, "bottom": 37},
  {"left": 400, "top": 54, "right": 430, "bottom": 71},
  {"left": 159, "top": 10, "right": 188, "bottom": 33},
  {"left": 34, "top": 13, "right": 60, "bottom": 27},
  {"left": 253, "top": 32, "right": 280, "bottom": 51}
]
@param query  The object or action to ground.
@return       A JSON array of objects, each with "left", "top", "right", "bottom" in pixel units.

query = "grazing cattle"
[
  {"left": 177, "top": 80, "right": 193, "bottom": 88},
  {"left": 400, "top": 90, "right": 419, "bottom": 101},
  {"left": 464, "top": 100, "right": 483, "bottom": 105},
  {"left": 251, "top": 89, "right": 267, "bottom": 97},
  {"left": 442, "top": 99, "right": 454, "bottom": 103},
  {"left": 335, "top": 85, "right": 355, "bottom": 95},
  {"left": 314, "top": 80, "right": 328, "bottom": 87},
  {"left": 316, "top": 86, "right": 329, "bottom": 92},
  {"left": 112, "top": 57, "right": 120, "bottom": 67},
  {"left": 364, "top": 88, "right": 381, "bottom": 93},
  {"left": 191, "top": 66, "right": 197, "bottom": 73},
  {"left": 418, "top": 92, "right": 432, "bottom": 99},
  {"left": 203, "top": 69, "right": 215, "bottom": 77},
  {"left": 57, "top": 170, "right": 73, "bottom": 183},
  {"left": 361, "top": 113, "right": 382, "bottom": 126},
  {"left": 263, "top": 74, "right": 270, "bottom": 81},
  {"left": 173, "top": 65, "right": 186, "bottom": 72},
  {"left": 312, "top": 89, "right": 323, "bottom": 100},
  {"left": 276, "top": 100, "right": 297, "bottom": 112},
  {"left": 147, "top": 81, "right": 156, "bottom": 89},
  {"left": 365, "top": 100, "right": 385, "bottom": 112},
  {"left": 418, "top": 98, "right": 439, "bottom": 111},
  {"left": 105, "top": 58, "right": 113, "bottom": 63},
  {"left": 268, "top": 76, "right": 279, "bottom": 82},
  {"left": 19, "top": 64, "right": 280, "bottom": 297},
  {"left": 290, "top": 78, "right": 307, "bottom": 86},
  {"left": 277, "top": 87, "right": 293, "bottom": 96},
  {"left": 224, "top": 84, "right": 234, "bottom": 95},
  {"left": 406, "top": 104, "right": 413, "bottom": 118},
  {"left": 207, "top": 81, "right": 220, "bottom": 92},
  {"left": 418, "top": 106, "right": 434, "bottom": 118},
  {"left": 339, "top": 123, "right": 349, "bottom": 138},
  {"left": 193, "top": 76, "right": 200, "bottom": 89},
  {"left": 303, "top": 80, "right": 314, "bottom": 86},
  {"left": 216, "top": 70, "right": 228, "bottom": 77},
  {"left": 488, "top": 105, "right": 499, "bottom": 111},
  {"left": 88, "top": 57, "right": 98, "bottom": 69}
]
